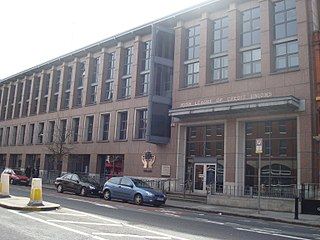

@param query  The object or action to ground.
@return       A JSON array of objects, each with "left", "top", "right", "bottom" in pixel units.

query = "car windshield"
[
  {"left": 132, "top": 179, "right": 151, "bottom": 188},
  {"left": 79, "top": 175, "right": 98, "bottom": 184},
  {"left": 14, "top": 170, "right": 24, "bottom": 176}
]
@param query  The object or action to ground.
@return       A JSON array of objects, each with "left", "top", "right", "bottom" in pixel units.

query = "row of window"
[
  {"left": 0, "top": 40, "right": 152, "bottom": 120},
  {"left": 184, "top": 0, "right": 298, "bottom": 87},
  {"left": 0, "top": 109, "right": 147, "bottom": 146}
]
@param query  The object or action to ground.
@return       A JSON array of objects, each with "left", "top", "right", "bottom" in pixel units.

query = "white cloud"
[{"left": 0, "top": 0, "right": 203, "bottom": 79}]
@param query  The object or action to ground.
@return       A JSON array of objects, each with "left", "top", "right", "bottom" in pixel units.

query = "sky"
[{"left": 0, "top": 0, "right": 204, "bottom": 80}]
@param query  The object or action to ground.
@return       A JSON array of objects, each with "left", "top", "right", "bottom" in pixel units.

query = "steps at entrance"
[{"left": 166, "top": 192, "right": 207, "bottom": 203}]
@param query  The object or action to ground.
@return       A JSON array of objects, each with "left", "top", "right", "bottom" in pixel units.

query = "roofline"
[{"left": 1, "top": 0, "right": 220, "bottom": 83}]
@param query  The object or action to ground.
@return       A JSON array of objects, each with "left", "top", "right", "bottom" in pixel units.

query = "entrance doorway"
[{"left": 194, "top": 163, "right": 216, "bottom": 194}]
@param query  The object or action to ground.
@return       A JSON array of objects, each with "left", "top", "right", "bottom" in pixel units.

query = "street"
[{"left": 0, "top": 185, "right": 319, "bottom": 240}]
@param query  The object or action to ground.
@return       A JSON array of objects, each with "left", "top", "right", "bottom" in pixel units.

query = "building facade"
[{"left": 0, "top": 0, "right": 319, "bottom": 197}]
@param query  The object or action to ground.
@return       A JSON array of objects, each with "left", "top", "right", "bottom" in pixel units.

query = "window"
[
  {"left": 100, "top": 113, "right": 110, "bottom": 141},
  {"left": 85, "top": 116, "right": 94, "bottom": 142},
  {"left": 265, "top": 121, "right": 272, "bottom": 134},
  {"left": 15, "top": 82, "right": 23, "bottom": 118},
  {"left": 50, "top": 70, "right": 61, "bottom": 112},
  {"left": 121, "top": 77, "right": 131, "bottom": 98},
  {"left": 211, "top": 56, "right": 228, "bottom": 81},
  {"left": 279, "top": 121, "right": 287, "bottom": 134},
  {"left": 103, "top": 52, "right": 115, "bottom": 102},
  {"left": 123, "top": 47, "right": 133, "bottom": 76},
  {"left": 184, "top": 25, "right": 200, "bottom": 87},
  {"left": 11, "top": 126, "right": 17, "bottom": 145},
  {"left": 104, "top": 80, "right": 113, "bottom": 101},
  {"left": 60, "top": 119, "right": 67, "bottom": 143},
  {"left": 279, "top": 139, "right": 287, "bottom": 156},
  {"left": 76, "top": 62, "right": 85, "bottom": 106},
  {"left": 139, "top": 73, "right": 149, "bottom": 96},
  {"left": 4, "top": 127, "right": 10, "bottom": 146},
  {"left": 72, "top": 118, "right": 80, "bottom": 143},
  {"left": 240, "top": 7, "right": 261, "bottom": 77},
  {"left": 186, "top": 25, "right": 200, "bottom": 60},
  {"left": 275, "top": 41, "right": 298, "bottom": 70},
  {"left": 23, "top": 80, "right": 31, "bottom": 116},
  {"left": 63, "top": 66, "right": 72, "bottom": 109},
  {"left": 89, "top": 58, "right": 99, "bottom": 104},
  {"left": 29, "top": 124, "right": 35, "bottom": 144},
  {"left": 92, "top": 57, "right": 100, "bottom": 84},
  {"left": 37, "top": 122, "right": 44, "bottom": 144},
  {"left": 0, "top": 128, "right": 3, "bottom": 146},
  {"left": 48, "top": 121, "right": 55, "bottom": 143},
  {"left": 211, "top": 17, "right": 228, "bottom": 82},
  {"left": 142, "top": 41, "right": 151, "bottom": 71},
  {"left": 106, "top": 52, "right": 115, "bottom": 80},
  {"left": 20, "top": 125, "right": 26, "bottom": 145},
  {"left": 185, "top": 62, "right": 199, "bottom": 87},
  {"left": 245, "top": 119, "right": 297, "bottom": 193},
  {"left": 135, "top": 109, "right": 147, "bottom": 139},
  {"left": 273, "top": 0, "right": 298, "bottom": 71},
  {"left": 31, "top": 77, "right": 40, "bottom": 115},
  {"left": 117, "top": 112, "right": 128, "bottom": 140}
]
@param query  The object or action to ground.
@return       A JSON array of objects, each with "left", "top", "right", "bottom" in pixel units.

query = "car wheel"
[
  {"left": 10, "top": 178, "right": 14, "bottom": 185},
  {"left": 103, "top": 190, "right": 111, "bottom": 200},
  {"left": 57, "top": 184, "right": 64, "bottom": 193},
  {"left": 80, "top": 187, "right": 87, "bottom": 196},
  {"left": 134, "top": 194, "right": 143, "bottom": 205}
]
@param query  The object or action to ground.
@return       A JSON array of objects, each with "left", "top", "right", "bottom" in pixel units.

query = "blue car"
[{"left": 102, "top": 176, "right": 166, "bottom": 207}]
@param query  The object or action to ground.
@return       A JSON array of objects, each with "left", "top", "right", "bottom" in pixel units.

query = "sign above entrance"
[
  {"left": 179, "top": 92, "right": 272, "bottom": 108},
  {"left": 256, "top": 138, "right": 263, "bottom": 154}
]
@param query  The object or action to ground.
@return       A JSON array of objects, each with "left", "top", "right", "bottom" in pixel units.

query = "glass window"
[
  {"left": 72, "top": 118, "right": 80, "bottom": 143},
  {"left": 141, "top": 41, "right": 151, "bottom": 71},
  {"left": 245, "top": 119, "right": 297, "bottom": 195},
  {"left": 121, "top": 77, "right": 131, "bottom": 98},
  {"left": 275, "top": 40, "right": 299, "bottom": 70},
  {"left": 123, "top": 47, "right": 133, "bottom": 76},
  {"left": 100, "top": 114, "right": 110, "bottom": 141},
  {"left": 211, "top": 56, "right": 228, "bottom": 82},
  {"left": 212, "top": 17, "right": 228, "bottom": 54},
  {"left": 240, "top": 7, "right": 261, "bottom": 77},
  {"left": 136, "top": 109, "right": 147, "bottom": 139},
  {"left": 118, "top": 112, "right": 128, "bottom": 140},
  {"left": 185, "top": 62, "right": 199, "bottom": 87},
  {"left": 242, "top": 48, "right": 261, "bottom": 76},
  {"left": 139, "top": 73, "right": 149, "bottom": 96},
  {"left": 86, "top": 116, "right": 94, "bottom": 142},
  {"left": 37, "top": 122, "right": 44, "bottom": 144},
  {"left": 106, "top": 52, "right": 115, "bottom": 80},
  {"left": 104, "top": 80, "right": 113, "bottom": 101},
  {"left": 186, "top": 25, "right": 200, "bottom": 60}
]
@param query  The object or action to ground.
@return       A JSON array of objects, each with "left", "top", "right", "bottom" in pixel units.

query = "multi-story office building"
[{"left": 0, "top": 0, "right": 319, "bottom": 197}]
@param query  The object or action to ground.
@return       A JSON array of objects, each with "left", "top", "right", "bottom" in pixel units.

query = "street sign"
[{"left": 256, "top": 138, "right": 263, "bottom": 154}]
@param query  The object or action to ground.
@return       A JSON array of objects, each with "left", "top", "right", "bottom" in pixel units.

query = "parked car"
[
  {"left": 1, "top": 168, "right": 30, "bottom": 186},
  {"left": 55, "top": 173, "right": 102, "bottom": 197},
  {"left": 102, "top": 176, "right": 166, "bottom": 207}
]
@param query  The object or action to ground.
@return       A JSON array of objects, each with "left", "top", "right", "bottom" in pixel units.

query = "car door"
[
  {"left": 119, "top": 177, "right": 135, "bottom": 201},
  {"left": 70, "top": 174, "right": 81, "bottom": 193},
  {"left": 62, "top": 174, "right": 73, "bottom": 191}
]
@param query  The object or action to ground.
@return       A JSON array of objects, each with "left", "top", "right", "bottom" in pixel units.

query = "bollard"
[
  {"left": 28, "top": 178, "right": 44, "bottom": 206},
  {"left": 294, "top": 197, "right": 299, "bottom": 220},
  {"left": 0, "top": 173, "right": 10, "bottom": 197}
]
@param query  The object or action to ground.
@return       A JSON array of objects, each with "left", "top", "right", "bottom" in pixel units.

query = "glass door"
[{"left": 194, "top": 163, "right": 216, "bottom": 194}]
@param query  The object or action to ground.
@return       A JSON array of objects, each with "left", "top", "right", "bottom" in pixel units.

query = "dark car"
[
  {"left": 102, "top": 176, "right": 166, "bottom": 207},
  {"left": 55, "top": 173, "right": 102, "bottom": 197},
  {"left": 2, "top": 168, "right": 30, "bottom": 186}
]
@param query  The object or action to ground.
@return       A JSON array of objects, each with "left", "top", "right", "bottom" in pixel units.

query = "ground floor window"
[{"left": 245, "top": 119, "right": 297, "bottom": 196}]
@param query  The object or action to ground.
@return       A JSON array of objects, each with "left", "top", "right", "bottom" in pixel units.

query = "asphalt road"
[{"left": 1, "top": 185, "right": 320, "bottom": 240}]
